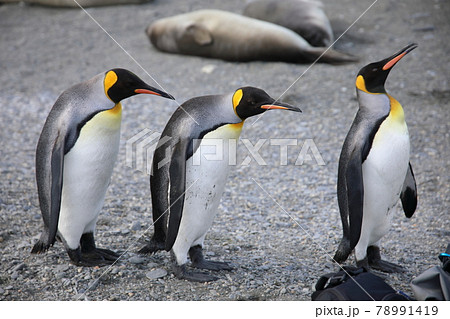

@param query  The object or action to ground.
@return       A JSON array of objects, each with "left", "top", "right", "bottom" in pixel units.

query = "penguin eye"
[{"left": 372, "top": 67, "right": 378, "bottom": 72}]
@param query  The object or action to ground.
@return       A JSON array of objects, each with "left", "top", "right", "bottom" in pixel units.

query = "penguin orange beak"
[
  {"left": 135, "top": 87, "right": 175, "bottom": 100},
  {"left": 382, "top": 43, "right": 418, "bottom": 71},
  {"left": 261, "top": 101, "right": 301, "bottom": 112}
]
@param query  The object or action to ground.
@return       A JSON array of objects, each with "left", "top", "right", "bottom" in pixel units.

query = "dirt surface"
[{"left": 0, "top": 0, "right": 449, "bottom": 301}]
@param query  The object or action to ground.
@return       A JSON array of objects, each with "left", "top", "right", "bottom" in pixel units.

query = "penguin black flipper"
[
  {"left": 47, "top": 134, "right": 65, "bottom": 246},
  {"left": 400, "top": 162, "right": 417, "bottom": 218},
  {"left": 346, "top": 146, "right": 365, "bottom": 250},
  {"left": 32, "top": 128, "right": 66, "bottom": 254},
  {"left": 165, "top": 138, "right": 190, "bottom": 251}
]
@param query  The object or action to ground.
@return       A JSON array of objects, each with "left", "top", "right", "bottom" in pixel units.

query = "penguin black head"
[
  {"left": 356, "top": 43, "right": 418, "bottom": 94},
  {"left": 104, "top": 68, "right": 175, "bottom": 104},
  {"left": 232, "top": 86, "right": 301, "bottom": 120}
]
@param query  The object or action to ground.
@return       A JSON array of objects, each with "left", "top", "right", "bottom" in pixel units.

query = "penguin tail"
[
  {"left": 333, "top": 236, "right": 352, "bottom": 263},
  {"left": 308, "top": 47, "right": 359, "bottom": 65}
]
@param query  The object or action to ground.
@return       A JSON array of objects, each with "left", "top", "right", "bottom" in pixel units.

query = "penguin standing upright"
[
  {"left": 138, "top": 87, "right": 301, "bottom": 282},
  {"left": 333, "top": 44, "right": 418, "bottom": 272},
  {"left": 32, "top": 68, "right": 174, "bottom": 266}
]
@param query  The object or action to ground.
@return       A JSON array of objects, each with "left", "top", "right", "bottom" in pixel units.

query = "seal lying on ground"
[
  {"left": 147, "top": 9, "right": 357, "bottom": 64},
  {"left": 1, "top": 0, "right": 150, "bottom": 7},
  {"left": 243, "top": 0, "right": 334, "bottom": 47}
]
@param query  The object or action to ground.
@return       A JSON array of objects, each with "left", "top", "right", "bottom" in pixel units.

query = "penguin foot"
[
  {"left": 66, "top": 233, "right": 121, "bottom": 266},
  {"left": 369, "top": 259, "right": 405, "bottom": 273},
  {"left": 356, "top": 257, "right": 370, "bottom": 270},
  {"left": 367, "top": 245, "right": 405, "bottom": 273},
  {"left": 172, "top": 263, "right": 219, "bottom": 282},
  {"left": 189, "top": 245, "right": 234, "bottom": 271},
  {"left": 191, "top": 259, "right": 234, "bottom": 271},
  {"left": 138, "top": 240, "right": 165, "bottom": 255},
  {"left": 67, "top": 247, "right": 118, "bottom": 267}
]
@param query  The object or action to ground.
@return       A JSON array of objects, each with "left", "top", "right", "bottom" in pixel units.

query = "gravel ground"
[{"left": 0, "top": 0, "right": 449, "bottom": 301}]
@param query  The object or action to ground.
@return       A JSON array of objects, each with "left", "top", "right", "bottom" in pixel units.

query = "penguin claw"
[{"left": 172, "top": 263, "right": 219, "bottom": 282}]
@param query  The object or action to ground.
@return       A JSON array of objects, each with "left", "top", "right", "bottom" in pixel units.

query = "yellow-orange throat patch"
[
  {"left": 106, "top": 102, "right": 122, "bottom": 116},
  {"left": 228, "top": 121, "right": 244, "bottom": 130},
  {"left": 387, "top": 95, "right": 405, "bottom": 123}
]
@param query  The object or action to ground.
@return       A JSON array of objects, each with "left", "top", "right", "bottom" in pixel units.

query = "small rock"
[
  {"left": 129, "top": 256, "right": 146, "bottom": 264},
  {"left": 11, "top": 272, "right": 19, "bottom": 280},
  {"left": 146, "top": 262, "right": 158, "bottom": 269},
  {"left": 201, "top": 64, "right": 216, "bottom": 74},
  {"left": 55, "top": 272, "right": 66, "bottom": 279},
  {"left": 55, "top": 264, "right": 69, "bottom": 273},
  {"left": 13, "top": 263, "right": 26, "bottom": 272},
  {"left": 131, "top": 221, "right": 141, "bottom": 231},
  {"left": 111, "top": 267, "right": 120, "bottom": 274},
  {"left": 146, "top": 268, "right": 167, "bottom": 280}
]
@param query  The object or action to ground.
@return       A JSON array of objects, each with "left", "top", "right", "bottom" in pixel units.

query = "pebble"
[
  {"left": 201, "top": 64, "right": 216, "bottom": 74},
  {"left": 13, "top": 263, "right": 26, "bottom": 272},
  {"left": 146, "top": 269, "right": 167, "bottom": 280},
  {"left": 129, "top": 256, "right": 146, "bottom": 264},
  {"left": 131, "top": 221, "right": 141, "bottom": 231}
]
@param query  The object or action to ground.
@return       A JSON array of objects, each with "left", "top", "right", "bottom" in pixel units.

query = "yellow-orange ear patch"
[
  {"left": 232, "top": 89, "right": 243, "bottom": 112},
  {"left": 104, "top": 70, "right": 118, "bottom": 100},
  {"left": 355, "top": 75, "right": 369, "bottom": 93}
]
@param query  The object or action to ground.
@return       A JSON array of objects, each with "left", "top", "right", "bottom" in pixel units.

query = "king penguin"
[
  {"left": 138, "top": 87, "right": 301, "bottom": 281},
  {"left": 32, "top": 68, "right": 174, "bottom": 266},
  {"left": 333, "top": 44, "right": 418, "bottom": 272}
]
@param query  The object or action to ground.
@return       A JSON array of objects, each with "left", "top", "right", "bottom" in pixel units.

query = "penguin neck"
[
  {"left": 356, "top": 89, "right": 390, "bottom": 118},
  {"left": 228, "top": 121, "right": 244, "bottom": 131},
  {"left": 93, "top": 102, "right": 123, "bottom": 131},
  {"left": 386, "top": 95, "right": 405, "bottom": 124}
]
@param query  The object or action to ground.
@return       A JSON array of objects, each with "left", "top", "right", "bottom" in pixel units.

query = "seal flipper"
[
  {"left": 306, "top": 47, "right": 359, "bottom": 64},
  {"left": 400, "top": 162, "right": 417, "bottom": 218}
]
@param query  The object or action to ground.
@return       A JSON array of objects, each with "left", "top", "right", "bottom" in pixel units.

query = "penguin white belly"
[
  {"left": 356, "top": 114, "right": 409, "bottom": 258},
  {"left": 58, "top": 105, "right": 122, "bottom": 249},
  {"left": 172, "top": 123, "right": 243, "bottom": 264}
]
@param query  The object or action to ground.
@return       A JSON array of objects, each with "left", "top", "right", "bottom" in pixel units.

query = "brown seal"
[{"left": 147, "top": 10, "right": 357, "bottom": 64}]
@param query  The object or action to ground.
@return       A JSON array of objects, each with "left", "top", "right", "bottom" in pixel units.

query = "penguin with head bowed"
[
  {"left": 333, "top": 44, "right": 418, "bottom": 272},
  {"left": 138, "top": 87, "right": 301, "bottom": 282},
  {"left": 32, "top": 68, "right": 174, "bottom": 266}
]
